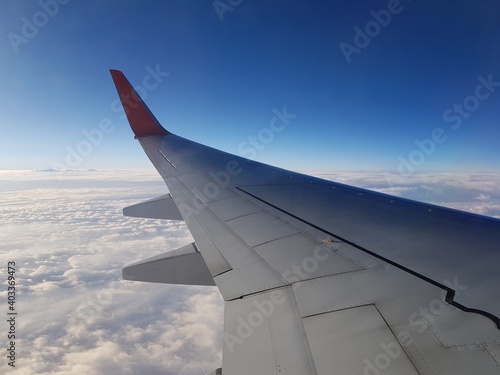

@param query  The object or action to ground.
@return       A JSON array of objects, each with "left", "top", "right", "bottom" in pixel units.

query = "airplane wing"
[{"left": 110, "top": 70, "right": 500, "bottom": 375}]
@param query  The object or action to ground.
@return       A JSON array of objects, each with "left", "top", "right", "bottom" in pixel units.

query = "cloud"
[
  {"left": 475, "top": 193, "right": 491, "bottom": 201},
  {"left": 0, "top": 170, "right": 222, "bottom": 375}
]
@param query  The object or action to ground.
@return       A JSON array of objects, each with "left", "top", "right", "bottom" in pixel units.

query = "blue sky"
[{"left": 1, "top": 0, "right": 499, "bottom": 172}]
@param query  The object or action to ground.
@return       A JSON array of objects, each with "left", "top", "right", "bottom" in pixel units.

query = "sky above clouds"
[{"left": 0, "top": 0, "right": 499, "bottom": 171}]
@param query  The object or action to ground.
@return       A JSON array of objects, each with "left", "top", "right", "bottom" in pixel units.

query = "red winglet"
[{"left": 110, "top": 69, "right": 170, "bottom": 138}]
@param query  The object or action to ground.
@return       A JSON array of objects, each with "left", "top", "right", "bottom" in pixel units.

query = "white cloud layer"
[
  {"left": 0, "top": 170, "right": 223, "bottom": 375},
  {"left": 1, "top": 169, "right": 499, "bottom": 374}
]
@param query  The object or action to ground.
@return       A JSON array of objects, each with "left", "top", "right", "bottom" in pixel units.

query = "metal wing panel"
[
  {"left": 166, "top": 177, "right": 232, "bottom": 277},
  {"left": 177, "top": 173, "right": 236, "bottom": 203},
  {"left": 427, "top": 306, "right": 500, "bottom": 346},
  {"left": 176, "top": 200, "right": 289, "bottom": 297},
  {"left": 132, "top": 132, "right": 500, "bottom": 375},
  {"left": 293, "top": 266, "right": 443, "bottom": 323},
  {"left": 110, "top": 70, "right": 500, "bottom": 375},
  {"left": 155, "top": 136, "right": 500, "bottom": 372},
  {"left": 157, "top": 165, "right": 289, "bottom": 299},
  {"left": 222, "top": 287, "right": 315, "bottom": 375},
  {"left": 302, "top": 305, "right": 419, "bottom": 375},
  {"left": 155, "top": 134, "right": 500, "bottom": 320},
  {"left": 292, "top": 248, "right": 500, "bottom": 374},
  {"left": 195, "top": 208, "right": 267, "bottom": 268},
  {"left": 225, "top": 211, "right": 300, "bottom": 248},
  {"left": 253, "top": 233, "right": 363, "bottom": 282},
  {"left": 207, "top": 196, "right": 262, "bottom": 221},
  {"left": 213, "top": 270, "right": 251, "bottom": 301},
  {"left": 393, "top": 322, "right": 500, "bottom": 375},
  {"left": 238, "top": 183, "right": 500, "bottom": 320},
  {"left": 485, "top": 344, "right": 500, "bottom": 363}
]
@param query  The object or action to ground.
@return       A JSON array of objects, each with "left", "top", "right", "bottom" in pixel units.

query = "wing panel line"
[{"left": 236, "top": 186, "right": 500, "bottom": 328}]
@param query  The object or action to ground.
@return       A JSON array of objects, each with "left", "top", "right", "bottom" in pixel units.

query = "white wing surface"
[{"left": 110, "top": 70, "right": 500, "bottom": 375}]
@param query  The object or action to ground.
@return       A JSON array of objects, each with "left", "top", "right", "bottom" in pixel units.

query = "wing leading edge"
[{"left": 110, "top": 70, "right": 500, "bottom": 375}]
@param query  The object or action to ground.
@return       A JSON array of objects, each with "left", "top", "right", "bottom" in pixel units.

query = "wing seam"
[{"left": 236, "top": 186, "right": 500, "bottom": 329}]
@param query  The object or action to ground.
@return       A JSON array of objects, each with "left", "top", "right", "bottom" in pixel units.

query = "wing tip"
[{"left": 109, "top": 69, "right": 171, "bottom": 138}]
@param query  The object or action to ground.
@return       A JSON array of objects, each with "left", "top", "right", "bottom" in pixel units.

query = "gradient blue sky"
[{"left": 1, "top": 0, "right": 499, "bottom": 171}]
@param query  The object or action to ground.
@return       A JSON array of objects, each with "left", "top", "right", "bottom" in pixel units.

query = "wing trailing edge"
[{"left": 110, "top": 69, "right": 170, "bottom": 138}]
